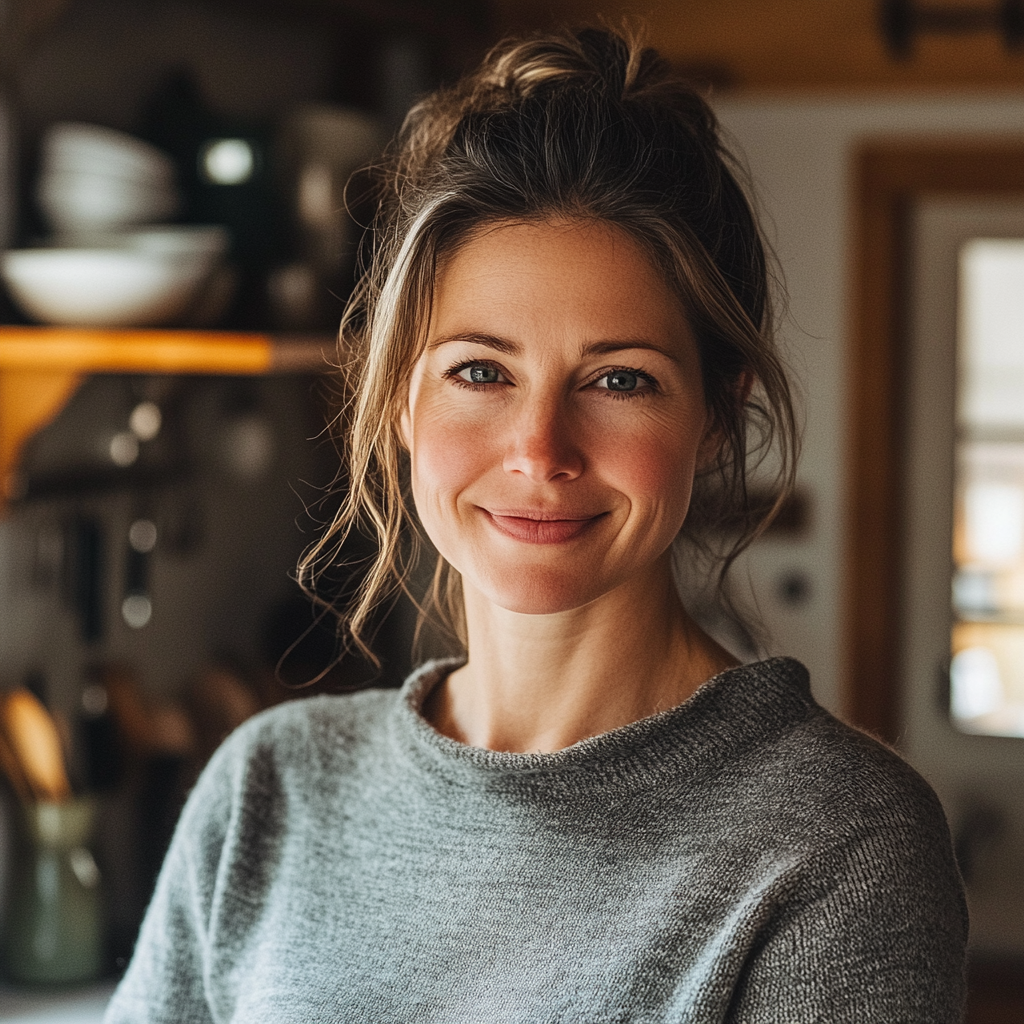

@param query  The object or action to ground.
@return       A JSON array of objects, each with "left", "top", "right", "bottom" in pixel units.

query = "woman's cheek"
[
  {"left": 410, "top": 401, "right": 494, "bottom": 523},
  {"left": 594, "top": 412, "right": 698, "bottom": 513}
]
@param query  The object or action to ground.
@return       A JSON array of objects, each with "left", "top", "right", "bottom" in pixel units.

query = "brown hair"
[{"left": 298, "top": 26, "right": 798, "bottom": 661}]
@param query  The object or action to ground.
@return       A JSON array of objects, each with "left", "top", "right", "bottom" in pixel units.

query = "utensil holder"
[{"left": 1, "top": 798, "right": 104, "bottom": 985}]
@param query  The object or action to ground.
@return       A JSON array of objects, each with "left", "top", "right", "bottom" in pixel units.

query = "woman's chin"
[{"left": 466, "top": 566, "right": 609, "bottom": 617}]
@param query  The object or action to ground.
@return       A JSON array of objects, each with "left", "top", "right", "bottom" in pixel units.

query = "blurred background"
[{"left": 0, "top": 0, "right": 1021, "bottom": 1020}]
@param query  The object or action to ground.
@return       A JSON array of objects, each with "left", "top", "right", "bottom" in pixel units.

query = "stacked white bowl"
[
  {"left": 37, "top": 122, "right": 179, "bottom": 234},
  {"left": 0, "top": 123, "right": 233, "bottom": 328}
]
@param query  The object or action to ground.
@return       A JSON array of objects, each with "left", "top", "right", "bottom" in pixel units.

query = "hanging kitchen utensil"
[
  {"left": 0, "top": 688, "right": 73, "bottom": 802},
  {"left": 66, "top": 515, "right": 106, "bottom": 644}
]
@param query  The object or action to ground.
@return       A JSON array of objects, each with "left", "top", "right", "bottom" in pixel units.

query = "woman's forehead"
[{"left": 428, "top": 218, "right": 690, "bottom": 347}]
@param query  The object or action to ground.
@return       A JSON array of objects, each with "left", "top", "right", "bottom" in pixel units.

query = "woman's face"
[{"left": 402, "top": 218, "right": 714, "bottom": 616}]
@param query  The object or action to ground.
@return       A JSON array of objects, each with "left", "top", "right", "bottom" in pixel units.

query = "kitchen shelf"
[{"left": 0, "top": 326, "right": 336, "bottom": 506}]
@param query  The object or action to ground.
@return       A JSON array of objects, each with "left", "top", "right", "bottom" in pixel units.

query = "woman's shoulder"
[
  {"left": 719, "top": 657, "right": 952, "bottom": 855},
  {"left": 708, "top": 661, "right": 969, "bottom": 1020},
  {"left": 231, "top": 684, "right": 399, "bottom": 750},
  {"left": 704, "top": 659, "right": 967, "bottom": 963},
  {"left": 193, "top": 685, "right": 402, "bottom": 807}
]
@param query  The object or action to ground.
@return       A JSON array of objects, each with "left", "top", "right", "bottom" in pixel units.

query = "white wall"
[{"left": 711, "top": 93, "right": 1024, "bottom": 716}]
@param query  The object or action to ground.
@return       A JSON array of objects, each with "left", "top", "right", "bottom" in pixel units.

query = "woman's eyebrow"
[
  {"left": 582, "top": 340, "right": 679, "bottom": 362},
  {"left": 428, "top": 333, "right": 678, "bottom": 362},
  {"left": 427, "top": 333, "right": 520, "bottom": 353}
]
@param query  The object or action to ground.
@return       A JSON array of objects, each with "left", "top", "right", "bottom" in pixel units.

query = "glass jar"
[{"left": 1, "top": 798, "right": 104, "bottom": 985}]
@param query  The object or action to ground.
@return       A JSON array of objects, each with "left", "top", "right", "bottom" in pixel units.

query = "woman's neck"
[{"left": 424, "top": 559, "right": 739, "bottom": 753}]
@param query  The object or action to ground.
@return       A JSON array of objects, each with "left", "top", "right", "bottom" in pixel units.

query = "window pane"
[
  {"left": 951, "top": 239, "right": 1024, "bottom": 737},
  {"left": 958, "top": 239, "right": 1024, "bottom": 432}
]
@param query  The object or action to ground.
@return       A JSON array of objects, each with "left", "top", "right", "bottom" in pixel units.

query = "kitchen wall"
[
  {"left": 0, "top": 374, "right": 350, "bottom": 700},
  {"left": 710, "top": 91, "right": 1024, "bottom": 717}
]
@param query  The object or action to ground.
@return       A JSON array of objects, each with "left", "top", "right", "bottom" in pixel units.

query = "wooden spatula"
[{"left": 0, "top": 689, "right": 72, "bottom": 802}]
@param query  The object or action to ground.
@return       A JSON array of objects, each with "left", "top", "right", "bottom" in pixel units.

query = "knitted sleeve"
[{"left": 726, "top": 791, "right": 969, "bottom": 1023}]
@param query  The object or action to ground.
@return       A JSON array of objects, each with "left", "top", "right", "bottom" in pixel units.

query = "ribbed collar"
[{"left": 389, "top": 657, "right": 814, "bottom": 797}]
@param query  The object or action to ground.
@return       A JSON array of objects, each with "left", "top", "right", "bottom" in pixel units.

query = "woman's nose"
[{"left": 501, "top": 397, "right": 583, "bottom": 482}]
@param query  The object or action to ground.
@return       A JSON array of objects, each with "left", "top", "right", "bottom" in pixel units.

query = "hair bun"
[
  {"left": 484, "top": 28, "right": 640, "bottom": 101},
  {"left": 395, "top": 28, "right": 717, "bottom": 192}
]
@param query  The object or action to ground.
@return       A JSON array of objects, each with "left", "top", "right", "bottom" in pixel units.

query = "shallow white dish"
[{"left": 1, "top": 247, "right": 215, "bottom": 327}]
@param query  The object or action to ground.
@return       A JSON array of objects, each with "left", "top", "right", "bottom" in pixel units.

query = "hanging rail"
[{"left": 880, "top": 0, "right": 1024, "bottom": 56}]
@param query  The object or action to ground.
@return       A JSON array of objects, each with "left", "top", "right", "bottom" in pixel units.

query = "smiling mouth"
[{"left": 483, "top": 509, "right": 605, "bottom": 544}]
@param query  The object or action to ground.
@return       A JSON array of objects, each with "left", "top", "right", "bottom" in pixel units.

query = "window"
[{"left": 951, "top": 239, "right": 1024, "bottom": 737}]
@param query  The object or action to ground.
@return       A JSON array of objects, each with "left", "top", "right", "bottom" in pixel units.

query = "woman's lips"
[{"left": 483, "top": 509, "right": 604, "bottom": 544}]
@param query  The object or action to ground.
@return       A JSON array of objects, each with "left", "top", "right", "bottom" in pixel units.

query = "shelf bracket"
[
  {"left": 0, "top": 327, "right": 333, "bottom": 509},
  {"left": 0, "top": 368, "right": 82, "bottom": 500}
]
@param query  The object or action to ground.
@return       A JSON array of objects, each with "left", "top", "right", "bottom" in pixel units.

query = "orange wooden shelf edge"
[{"left": 0, "top": 326, "right": 334, "bottom": 507}]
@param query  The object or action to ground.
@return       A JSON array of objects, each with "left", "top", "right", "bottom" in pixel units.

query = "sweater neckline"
[{"left": 390, "top": 656, "right": 814, "bottom": 793}]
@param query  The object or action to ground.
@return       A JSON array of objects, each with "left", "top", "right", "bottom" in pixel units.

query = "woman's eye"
[
  {"left": 605, "top": 370, "right": 639, "bottom": 392},
  {"left": 449, "top": 362, "right": 505, "bottom": 386},
  {"left": 593, "top": 369, "right": 654, "bottom": 394}
]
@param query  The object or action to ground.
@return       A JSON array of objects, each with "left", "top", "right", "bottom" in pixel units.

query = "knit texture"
[{"left": 104, "top": 657, "right": 968, "bottom": 1023}]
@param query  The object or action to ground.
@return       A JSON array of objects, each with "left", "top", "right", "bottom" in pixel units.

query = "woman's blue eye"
[
  {"left": 605, "top": 370, "right": 639, "bottom": 392},
  {"left": 446, "top": 362, "right": 507, "bottom": 387},
  {"left": 467, "top": 365, "right": 500, "bottom": 384}
]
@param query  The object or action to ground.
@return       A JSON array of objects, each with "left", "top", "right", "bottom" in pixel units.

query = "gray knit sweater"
[{"left": 104, "top": 657, "right": 968, "bottom": 1023}]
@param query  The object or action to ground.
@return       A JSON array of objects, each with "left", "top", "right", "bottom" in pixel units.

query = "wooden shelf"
[
  {"left": 0, "top": 326, "right": 336, "bottom": 506},
  {"left": 0, "top": 326, "right": 334, "bottom": 374}
]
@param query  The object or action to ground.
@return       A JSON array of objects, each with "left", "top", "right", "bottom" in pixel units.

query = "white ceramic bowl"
[
  {"left": 1, "top": 247, "right": 216, "bottom": 327},
  {"left": 37, "top": 170, "right": 179, "bottom": 232},
  {"left": 42, "top": 122, "right": 175, "bottom": 189}
]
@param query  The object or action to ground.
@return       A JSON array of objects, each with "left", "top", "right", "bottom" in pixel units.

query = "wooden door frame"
[{"left": 845, "top": 140, "right": 1024, "bottom": 744}]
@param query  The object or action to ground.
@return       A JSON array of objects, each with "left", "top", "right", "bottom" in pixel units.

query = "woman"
[{"left": 105, "top": 28, "right": 968, "bottom": 1023}]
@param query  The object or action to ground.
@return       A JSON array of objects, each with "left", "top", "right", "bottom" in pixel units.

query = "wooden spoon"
[{"left": 0, "top": 689, "right": 72, "bottom": 802}]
